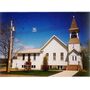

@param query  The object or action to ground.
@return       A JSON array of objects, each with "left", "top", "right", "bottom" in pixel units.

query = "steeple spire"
[
  {"left": 69, "top": 16, "right": 79, "bottom": 32},
  {"left": 68, "top": 16, "right": 80, "bottom": 44}
]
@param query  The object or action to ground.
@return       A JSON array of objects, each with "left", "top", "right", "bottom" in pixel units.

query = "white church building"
[{"left": 12, "top": 17, "right": 83, "bottom": 70}]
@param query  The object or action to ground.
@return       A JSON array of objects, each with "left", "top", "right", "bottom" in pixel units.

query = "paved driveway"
[{"left": 49, "top": 70, "right": 78, "bottom": 77}]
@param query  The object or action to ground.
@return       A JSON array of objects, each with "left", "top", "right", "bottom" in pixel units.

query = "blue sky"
[{"left": 0, "top": 12, "right": 89, "bottom": 48}]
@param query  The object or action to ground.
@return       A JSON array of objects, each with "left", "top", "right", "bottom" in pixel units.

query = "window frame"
[
  {"left": 53, "top": 53, "right": 56, "bottom": 60},
  {"left": 72, "top": 56, "right": 77, "bottom": 61},
  {"left": 75, "top": 56, "right": 77, "bottom": 61},
  {"left": 34, "top": 53, "right": 36, "bottom": 60},
  {"left": 22, "top": 54, "right": 25, "bottom": 60},
  {"left": 28, "top": 54, "right": 31, "bottom": 60},
  {"left": 72, "top": 56, "right": 74, "bottom": 61},
  {"left": 61, "top": 52, "right": 64, "bottom": 60},
  {"left": 32, "top": 65, "right": 36, "bottom": 68},
  {"left": 34, "top": 65, "right": 36, "bottom": 68}
]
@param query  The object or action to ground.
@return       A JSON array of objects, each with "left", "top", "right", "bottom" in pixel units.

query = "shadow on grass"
[
  {"left": 73, "top": 70, "right": 90, "bottom": 76},
  {"left": 0, "top": 70, "right": 61, "bottom": 76}
]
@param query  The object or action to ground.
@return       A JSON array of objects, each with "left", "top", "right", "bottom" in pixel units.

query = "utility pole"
[{"left": 7, "top": 20, "right": 15, "bottom": 72}]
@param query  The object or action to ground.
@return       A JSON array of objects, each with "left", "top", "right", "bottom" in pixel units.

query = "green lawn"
[
  {"left": 1, "top": 70, "right": 61, "bottom": 76},
  {"left": 74, "top": 70, "right": 90, "bottom": 76}
]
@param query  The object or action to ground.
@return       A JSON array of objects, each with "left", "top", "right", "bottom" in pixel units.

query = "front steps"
[{"left": 66, "top": 65, "right": 81, "bottom": 70}]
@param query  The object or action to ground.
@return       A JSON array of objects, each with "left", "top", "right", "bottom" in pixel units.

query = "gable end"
[{"left": 41, "top": 35, "right": 67, "bottom": 50}]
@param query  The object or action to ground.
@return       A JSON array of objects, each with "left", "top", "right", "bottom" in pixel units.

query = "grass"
[
  {"left": 74, "top": 70, "right": 90, "bottom": 76},
  {"left": 1, "top": 70, "right": 61, "bottom": 76}
]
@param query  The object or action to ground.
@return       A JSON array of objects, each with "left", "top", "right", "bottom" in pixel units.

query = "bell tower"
[
  {"left": 68, "top": 16, "right": 81, "bottom": 53},
  {"left": 67, "top": 16, "right": 83, "bottom": 70}
]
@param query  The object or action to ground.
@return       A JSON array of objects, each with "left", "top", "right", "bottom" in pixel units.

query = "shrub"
[
  {"left": 42, "top": 65, "right": 49, "bottom": 71},
  {"left": 24, "top": 59, "right": 31, "bottom": 71},
  {"left": 42, "top": 55, "right": 49, "bottom": 71}
]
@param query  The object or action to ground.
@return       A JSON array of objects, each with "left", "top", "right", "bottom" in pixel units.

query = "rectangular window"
[
  {"left": 75, "top": 56, "right": 77, "bottom": 61},
  {"left": 72, "top": 56, "right": 77, "bottom": 61},
  {"left": 34, "top": 53, "right": 36, "bottom": 60},
  {"left": 31, "top": 65, "right": 33, "bottom": 68},
  {"left": 22, "top": 65, "right": 24, "bottom": 68},
  {"left": 53, "top": 53, "right": 56, "bottom": 60},
  {"left": 28, "top": 54, "right": 31, "bottom": 60},
  {"left": 32, "top": 65, "right": 36, "bottom": 68},
  {"left": 22, "top": 54, "right": 25, "bottom": 60},
  {"left": 34, "top": 65, "right": 36, "bottom": 68},
  {"left": 72, "top": 56, "right": 74, "bottom": 61},
  {"left": 61, "top": 53, "right": 64, "bottom": 60}
]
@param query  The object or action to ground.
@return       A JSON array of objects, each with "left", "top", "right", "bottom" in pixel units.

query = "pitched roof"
[
  {"left": 69, "top": 16, "right": 79, "bottom": 32},
  {"left": 68, "top": 49, "right": 81, "bottom": 55},
  {"left": 18, "top": 48, "right": 41, "bottom": 54},
  {"left": 17, "top": 35, "right": 67, "bottom": 54},
  {"left": 41, "top": 35, "right": 67, "bottom": 50}
]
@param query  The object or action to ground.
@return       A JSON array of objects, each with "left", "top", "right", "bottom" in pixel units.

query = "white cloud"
[{"left": 32, "top": 27, "right": 37, "bottom": 32}]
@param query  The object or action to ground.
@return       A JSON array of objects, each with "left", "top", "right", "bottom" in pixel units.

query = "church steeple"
[
  {"left": 68, "top": 16, "right": 82, "bottom": 70},
  {"left": 69, "top": 16, "right": 80, "bottom": 44},
  {"left": 69, "top": 16, "right": 79, "bottom": 32}
]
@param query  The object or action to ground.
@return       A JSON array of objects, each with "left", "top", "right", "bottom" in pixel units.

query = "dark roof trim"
[{"left": 68, "top": 49, "right": 81, "bottom": 56}]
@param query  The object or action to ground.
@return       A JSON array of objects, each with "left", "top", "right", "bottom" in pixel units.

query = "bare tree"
[
  {"left": 0, "top": 21, "right": 24, "bottom": 72},
  {"left": 0, "top": 21, "right": 15, "bottom": 72},
  {"left": 0, "top": 23, "right": 10, "bottom": 59}
]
